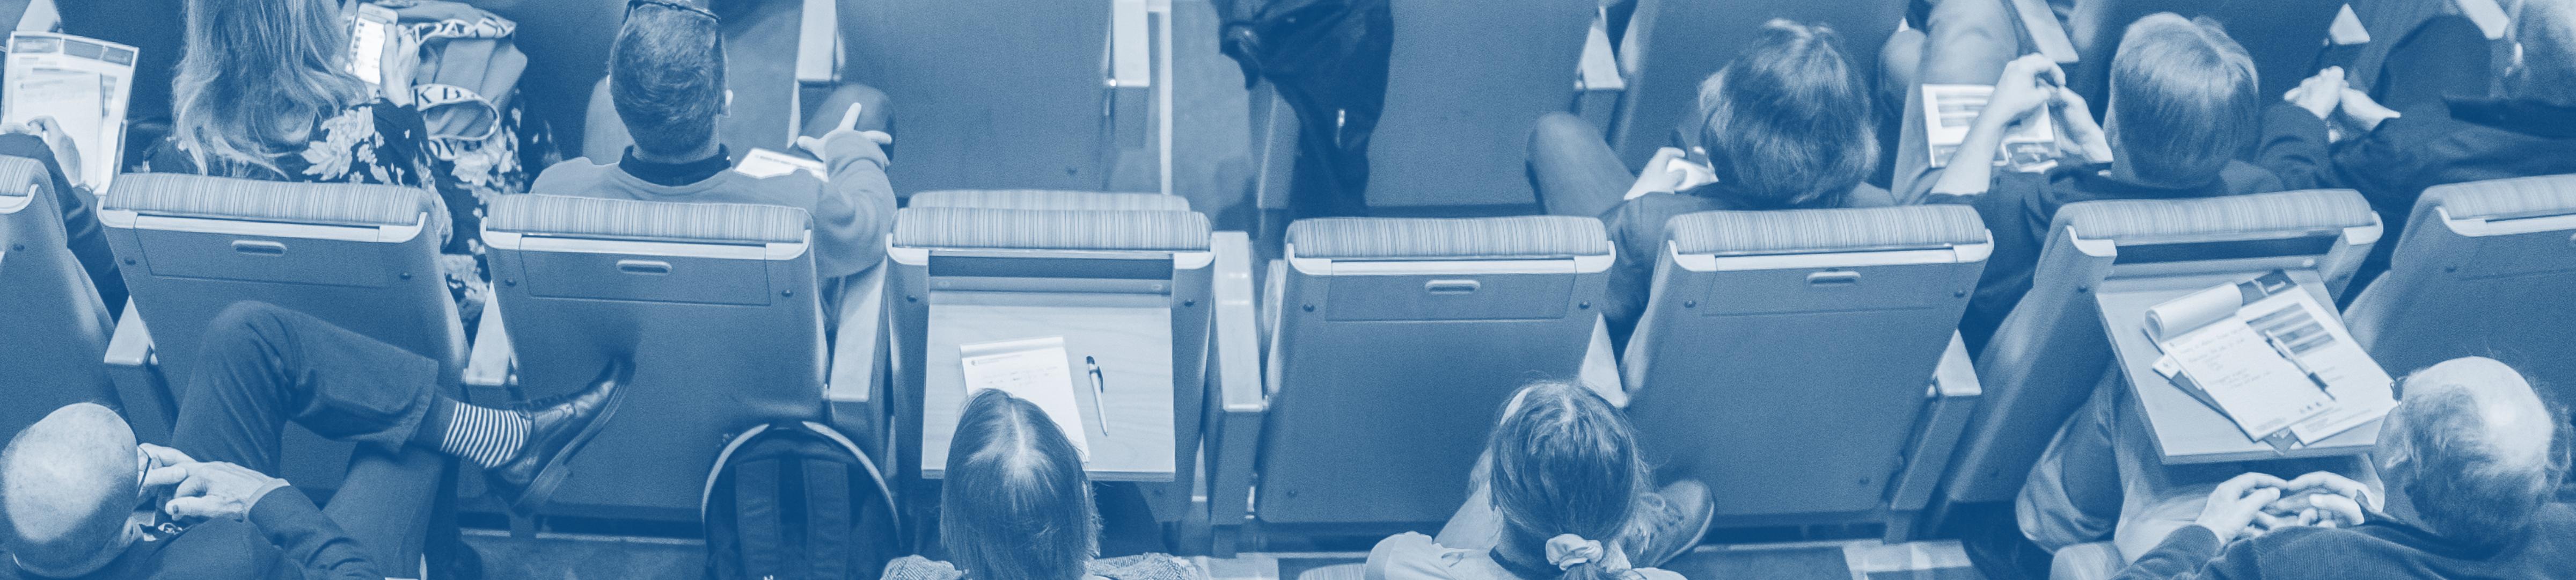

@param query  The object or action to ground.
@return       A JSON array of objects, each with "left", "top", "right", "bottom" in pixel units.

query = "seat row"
[{"left": 2, "top": 161, "right": 2570, "bottom": 552}]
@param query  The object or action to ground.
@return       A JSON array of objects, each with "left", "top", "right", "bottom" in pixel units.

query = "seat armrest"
[
  {"left": 462, "top": 299, "right": 514, "bottom": 389},
  {"left": 796, "top": 0, "right": 839, "bottom": 85},
  {"left": 1251, "top": 84, "right": 1298, "bottom": 214},
  {"left": 1204, "top": 231, "right": 1268, "bottom": 542},
  {"left": 828, "top": 261, "right": 891, "bottom": 448},
  {"left": 1580, "top": 314, "right": 1626, "bottom": 407},
  {"left": 1573, "top": 9, "right": 1625, "bottom": 130},
  {"left": 1889, "top": 332, "right": 1982, "bottom": 514},
  {"left": 105, "top": 301, "right": 173, "bottom": 442},
  {"left": 2010, "top": 0, "right": 2079, "bottom": 63},
  {"left": 1107, "top": 0, "right": 1154, "bottom": 149}
]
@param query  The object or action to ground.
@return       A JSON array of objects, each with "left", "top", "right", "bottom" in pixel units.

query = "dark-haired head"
[
  {"left": 1485, "top": 381, "right": 1651, "bottom": 580},
  {"left": 2104, "top": 13, "right": 2258, "bottom": 187},
  {"left": 611, "top": 1, "right": 729, "bottom": 160},
  {"left": 941, "top": 389, "right": 1099, "bottom": 580},
  {"left": 1695, "top": 20, "right": 1878, "bottom": 211}
]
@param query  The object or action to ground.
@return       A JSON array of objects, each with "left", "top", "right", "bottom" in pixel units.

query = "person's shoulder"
[
  {"left": 2218, "top": 161, "right": 2287, "bottom": 195},
  {"left": 527, "top": 157, "right": 619, "bottom": 194},
  {"left": 1367, "top": 533, "right": 1462, "bottom": 580},
  {"left": 1627, "top": 568, "right": 1686, "bottom": 580},
  {"left": 146, "top": 519, "right": 281, "bottom": 580},
  {"left": 1089, "top": 553, "right": 1209, "bottom": 580},
  {"left": 880, "top": 555, "right": 965, "bottom": 580}
]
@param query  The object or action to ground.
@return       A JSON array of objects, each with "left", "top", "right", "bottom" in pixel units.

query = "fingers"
[
  {"left": 2304, "top": 494, "right": 2366, "bottom": 526},
  {"left": 837, "top": 103, "right": 865, "bottom": 132},
  {"left": 2215, "top": 472, "right": 2291, "bottom": 497},
  {"left": 163, "top": 496, "right": 226, "bottom": 520},
  {"left": 793, "top": 135, "right": 825, "bottom": 158},
  {"left": 143, "top": 466, "right": 189, "bottom": 490},
  {"left": 138, "top": 443, "right": 195, "bottom": 467}
]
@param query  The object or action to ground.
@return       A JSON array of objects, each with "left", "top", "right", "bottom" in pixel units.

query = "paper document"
[
  {"left": 2146, "top": 271, "right": 2396, "bottom": 443},
  {"left": 958, "top": 337, "right": 1092, "bottom": 461},
  {"left": 4, "top": 31, "right": 136, "bottom": 191},
  {"left": 1921, "top": 84, "right": 2057, "bottom": 171},
  {"left": 735, "top": 147, "right": 827, "bottom": 180}
]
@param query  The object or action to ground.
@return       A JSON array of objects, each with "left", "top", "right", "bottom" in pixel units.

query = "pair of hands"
[
  {"left": 1985, "top": 54, "right": 2115, "bottom": 164},
  {"left": 1625, "top": 147, "right": 1721, "bottom": 200},
  {"left": 2194, "top": 471, "right": 2377, "bottom": 543},
  {"left": 2284, "top": 67, "right": 2403, "bottom": 134},
  {"left": 792, "top": 103, "right": 896, "bottom": 162},
  {"left": 138, "top": 444, "right": 292, "bottom": 523},
  {"left": 4, "top": 116, "right": 80, "bottom": 186}
]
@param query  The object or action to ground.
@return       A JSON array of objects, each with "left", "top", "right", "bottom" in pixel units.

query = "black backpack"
[{"left": 703, "top": 421, "right": 904, "bottom": 580}]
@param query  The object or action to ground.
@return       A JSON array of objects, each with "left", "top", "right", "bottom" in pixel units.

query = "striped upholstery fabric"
[
  {"left": 2420, "top": 174, "right": 2576, "bottom": 220},
  {"left": 1287, "top": 215, "right": 1611, "bottom": 260},
  {"left": 909, "top": 189, "right": 1191, "bottom": 212},
  {"left": 103, "top": 173, "right": 430, "bottom": 226},
  {"left": 1667, "top": 205, "right": 1989, "bottom": 256},
  {"left": 2052, "top": 189, "right": 2376, "bottom": 241},
  {"left": 0, "top": 157, "right": 40, "bottom": 197},
  {"left": 893, "top": 207, "right": 1211, "bottom": 251},
  {"left": 485, "top": 194, "right": 808, "bottom": 243}
]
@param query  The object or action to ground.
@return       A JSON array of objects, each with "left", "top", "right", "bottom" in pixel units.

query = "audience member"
[
  {"left": 2259, "top": 0, "right": 2576, "bottom": 289},
  {"left": 141, "top": 0, "right": 513, "bottom": 316},
  {"left": 531, "top": 0, "right": 896, "bottom": 322},
  {"left": 880, "top": 389, "right": 1208, "bottom": 580},
  {"left": 1546, "top": 20, "right": 1884, "bottom": 347},
  {"left": 1367, "top": 381, "right": 1713, "bottom": 580},
  {"left": 2102, "top": 357, "right": 2574, "bottom": 579},
  {"left": 0, "top": 302, "right": 625, "bottom": 579},
  {"left": 1916, "top": 12, "right": 2284, "bottom": 352}
]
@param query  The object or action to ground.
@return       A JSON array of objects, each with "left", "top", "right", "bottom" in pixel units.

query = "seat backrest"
[
  {"left": 482, "top": 194, "right": 827, "bottom": 519},
  {"left": 1608, "top": 0, "right": 1907, "bottom": 171},
  {"left": 1256, "top": 215, "right": 1611, "bottom": 526},
  {"left": 1944, "top": 189, "right": 2379, "bottom": 504},
  {"left": 1367, "top": 0, "right": 1594, "bottom": 212},
  {"left": 100, "top": 173, "right": 462, "bottom": 492},
  {"left": 1625, "top": 205, "right": 1989, "bottom": 518},
  {"left": 2347, "top": 175, "right": 2576, "bottom": 406},
  {"left": 908, "top": 190, "right": 1190, "bottom": 212},
  {"left": 0, "top": 157, "right": 116, "bottom": 439},
  {"left": 858, "top": 0, "right": 1141, "bottom": 195},
  {"left": 884, "top": 207, "right": 1213, "bottom": 518}
]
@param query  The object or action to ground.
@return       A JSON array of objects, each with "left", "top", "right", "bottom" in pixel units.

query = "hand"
[
  {"left": 2050, "top": 88, "right": 2113, "bottom": 163},
  {"left": 137, "top": 444, "right": 193, "bottom": 494},
  {"left": 2259, "top": 492, "right": 2366, "bottom": 530},
  {"left": 1983, "top": 54, "right": 2066, "bottom": 128},
  {"left": 2337, "top": 88, "right": 2402, "bottom": 133},
  {"left": 4, "top": 116, "right": 82, "bottom": 185},
  {"left": 379, "top": 28, "right": 423, "bottom": 106},
  {"left": 794, "top": 103, "right": 895, "bottom": 161},
  {"left": 2285, "top": 67, "right": 2347, "bottom": 120},
  {"left": 2194, "top": 473, "right": 2288, "bottom": 543},
  {"left": 1626, "top": 147, "right": 1714, "bottom": 199},
  {"left": 162, "top": 462, "right": 290, "bottom": 521}
]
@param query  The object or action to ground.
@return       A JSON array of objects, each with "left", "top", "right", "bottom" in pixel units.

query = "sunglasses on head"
[{"left": 627, "top": 0, "right": 718, "bottom": 20}]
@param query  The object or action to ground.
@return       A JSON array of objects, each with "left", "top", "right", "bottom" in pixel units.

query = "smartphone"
[{"left": 347, "top": 4, "right": 399, "bottom": 85}]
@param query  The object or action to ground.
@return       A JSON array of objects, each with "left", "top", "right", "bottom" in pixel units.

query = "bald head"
[
  {"left": 2511, "top": 0, "right": 2576, "bottom": 100},
  {"left": 1, "top": 403, "right": 141, "bottom": 574},
  {"left": 2382, "top": 357, "right": 2565, "bottom": 547}
]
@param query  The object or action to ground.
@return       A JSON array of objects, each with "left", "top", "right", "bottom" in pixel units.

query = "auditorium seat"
[
  {"left": 1939, "top": 189, "right": 2380, "bottom": 513},
  {"left": 97, "top": 172, "right": 460, "bottom": 568},
  {"left": 464, "top": 194, "right": 859, "bottom": 522},
  {"left": 1622, "top": 205, "right": 1988, "bottom": 540},
  {"left": 909, "top": 190, "right": 1190, "bottom": 212},
  {"left": 2344, "top": 174, "right": 2576, "bottom": 418},
  {"left": 1587, "top": 0, "right": 1909, "bottom": 172},
  {"left": 0, "top": 157, "right": 118, "bottom": 442},
  {"left": 1212, "top": 215, "right": 1611, "bottom": 538},
  {"left": 885, "top": 206, "right": 1232, "bottom": 530},
  {"left": 848, "top": 0, "right": 1165, "bottom": 197}
]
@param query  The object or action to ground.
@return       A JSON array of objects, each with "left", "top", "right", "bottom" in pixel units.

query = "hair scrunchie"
[{"left": 1543, "top": 534, "right": 1634, "bottom": 573}]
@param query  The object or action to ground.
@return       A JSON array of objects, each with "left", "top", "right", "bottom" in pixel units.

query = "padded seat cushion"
[
  {"left": 2420, "top": 174, "right": 2576, "bottom": 220},
  {"left": 2052, "top": 189, "right": 2376, "bottom": 241},
  {"left": 0, "top": 157, "right": 39, "bottom": 197},
  {"left": 103, "top": 173, "right": 434, "bottom": 227},
  {"left": 485, "top": 194, "right": 809, "bottom": 244},
  {"left": 1287, "top": 215, "right": 1611, "bottom": 260},
  {"left": 894, "top": 207, "right": 1211, "bottom": 251},
  {"left": 1666, "top": 205, "right": 1989, "bottom": 256},
  {"left": 909, "top": 190, "right": 1191, "bottom": 212}
]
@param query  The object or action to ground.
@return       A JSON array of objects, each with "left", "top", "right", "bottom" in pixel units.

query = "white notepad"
[{"left": 957, "top": 336, "right": 1092, "bottom": 461}]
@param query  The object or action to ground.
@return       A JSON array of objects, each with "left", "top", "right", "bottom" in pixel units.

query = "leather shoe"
[
  {"left": 484, "top": 358, "right": 632, "bottom": 514},
  {"left": 1624, "top": 480, "right": 1715, "bottom": 568}
]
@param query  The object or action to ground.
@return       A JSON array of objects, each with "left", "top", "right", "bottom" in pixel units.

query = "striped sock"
[{"left": 437, "top": 404, "right": 531, "bottom": 470}]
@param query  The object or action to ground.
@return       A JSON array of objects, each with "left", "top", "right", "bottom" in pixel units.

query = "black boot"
[{"left": 482, "top": 358, "right": 633, "bottom": 515}]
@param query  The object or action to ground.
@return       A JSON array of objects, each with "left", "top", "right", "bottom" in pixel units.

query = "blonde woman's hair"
[{"left": 171, "top": 0, "right": 372, "bottom": 176}]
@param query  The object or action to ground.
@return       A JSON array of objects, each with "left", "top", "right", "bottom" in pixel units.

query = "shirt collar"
[{"left": 618, "top": 145, "right": 733, "bottom": 187}]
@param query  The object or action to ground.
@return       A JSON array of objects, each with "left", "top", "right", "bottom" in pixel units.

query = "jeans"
[{"left": 1887, "top": 0, "right": 2030, "bottom": 205}]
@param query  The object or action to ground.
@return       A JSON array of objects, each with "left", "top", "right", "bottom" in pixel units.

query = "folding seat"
[
  {"left": 0, "top": 157, "right": 116, "bottom": 440},
  {"left": 885, "top": 206, "right": 1241, "bottom": 532},
  {"left": 582, "top": 0, "right": 858, "bottom": 160},
  {"left": 467, "top": 194, "right": 876, "bottom": 522},
  {"left": 1621, "top": 205, "right": 1989, "bottom": 540},
  {"left": 1939, "top": 189, "right": 2380, "bottom": 512},
  {"left": 908, "top": 190, "right": 1190, "bottom": 212},
  {"left": 2344, "top": 175, "right": 2576, "bottom": 417},
  {"left": 97, "top": 172, "right": 463, "bottom": 568},
  {"left": 848, "top": 0, "right": 1165, "bottom": 196},
  {"left": 1206, "top": 215, "right": 1612, "bottom": 541},
  {"left": 1584, "top": 0, "right": 1909, "bottom": 171}
]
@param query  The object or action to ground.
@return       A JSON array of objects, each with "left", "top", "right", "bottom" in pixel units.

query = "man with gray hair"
[{"left": 2107, "top": 356, "right": 2574, "bottom": 578}]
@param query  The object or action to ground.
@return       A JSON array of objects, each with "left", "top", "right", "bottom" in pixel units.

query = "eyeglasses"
[{"left": 627, "top": 0, "right": 718, "bottom": 21}]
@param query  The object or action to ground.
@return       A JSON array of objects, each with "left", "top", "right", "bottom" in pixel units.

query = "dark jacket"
[
  {"left": 2, "top": 488, "right": 377, "bottom": 580},
  {"left": 2111, "top": 504, "right": 2576, "bottom": 579},
  {"left": 2255, "top": 99, "right": 2576, "bottom": 287},
  {"left": 1598, "top": 182, "right": 1895, "bottom": 349},
  {"left": 1925, "top": 161, "right": 2284, "bottom": 353}
]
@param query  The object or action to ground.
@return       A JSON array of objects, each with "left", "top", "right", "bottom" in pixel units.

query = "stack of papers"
[
  {"left": 1921, "top": 83, "right": 2058, "bottom": 172},
  {"left": 4, "top": 31, "right": 136, "bottom": 191},
  {"left": 2146, "top": 271, "right": 2397, "bottom": 446}
]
